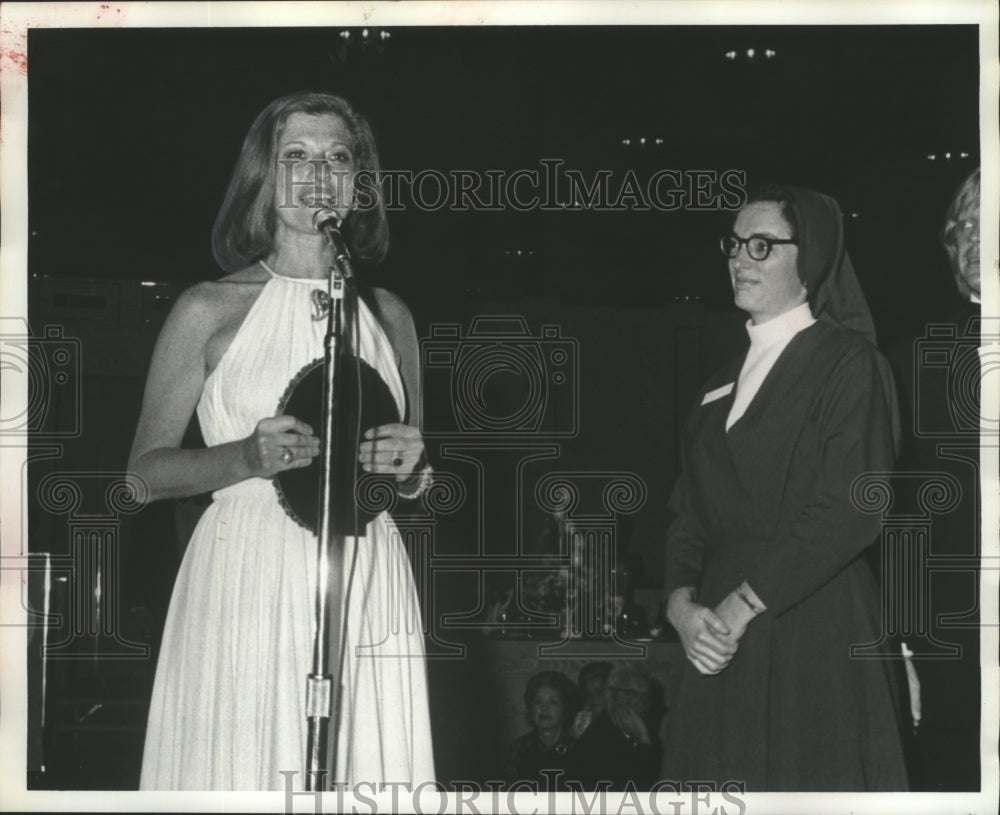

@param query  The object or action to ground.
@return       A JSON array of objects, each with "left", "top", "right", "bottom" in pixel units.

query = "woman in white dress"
[{"left": 129, "top": 91, "right": 435, "bottom": 790}]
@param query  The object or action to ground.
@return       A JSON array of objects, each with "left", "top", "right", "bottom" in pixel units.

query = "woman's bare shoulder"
[
  {"left": 370, "top": 287, "right": 413, "bottom": 324},
  {"left": 173, "top": 266, "right": 269, "bottom": 319}
]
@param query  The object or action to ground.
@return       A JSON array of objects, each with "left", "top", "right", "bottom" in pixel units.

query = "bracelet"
[{"left": 397, "top": 463, "right": 433, "bottom": 500}]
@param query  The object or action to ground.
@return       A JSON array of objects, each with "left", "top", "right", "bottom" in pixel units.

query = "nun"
[{"left": 663, "top": 185, "right": 910, "bottom": 791}]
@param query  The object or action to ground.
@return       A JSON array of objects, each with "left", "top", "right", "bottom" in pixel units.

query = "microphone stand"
[{"left": 305, "top": 209, "right": 357, "bottom": 790}]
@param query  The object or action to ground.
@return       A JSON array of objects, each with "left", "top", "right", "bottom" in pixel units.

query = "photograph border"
[{"left": 1, "top": 2, "right": 997, "bottom": 813}]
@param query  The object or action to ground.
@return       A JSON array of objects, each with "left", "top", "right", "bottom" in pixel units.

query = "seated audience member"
[
  {"left": 576, "top": 666, "right": 663, "bottom": 790},
  {"left": 505, "top": 671, "right": 582, "bottom": 790},
  {"left": 570, "top": 661, "right": 614, "bottom": 738}
]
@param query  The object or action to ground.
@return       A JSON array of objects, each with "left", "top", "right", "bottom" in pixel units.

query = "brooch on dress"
[{"left": 311, "top": 289, "right": 331, "bottom": 321}]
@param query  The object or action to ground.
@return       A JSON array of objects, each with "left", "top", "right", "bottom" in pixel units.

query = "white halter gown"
[{"left": 140, "top": 267, "right": 436, "bottom": 790}]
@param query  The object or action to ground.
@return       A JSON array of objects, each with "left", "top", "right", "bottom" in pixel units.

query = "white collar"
[
  {"left": 970, "top": 293, "right": 982, "bottom": 305},
  {"left": 745, "top": 302, "right": 816, "bottom": 350}
]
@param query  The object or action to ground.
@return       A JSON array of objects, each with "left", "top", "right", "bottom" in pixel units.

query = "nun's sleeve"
[
  {"left": 664, "top": 472, "right": 708, "bottom": 597},
  {"left": 739, "top": 345, "right": 899, "bottom": 616}
]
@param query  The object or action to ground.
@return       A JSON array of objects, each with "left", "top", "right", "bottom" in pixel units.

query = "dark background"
[
  {"left": 24, "top": 23, "right": 981, "bottom": 789},
  {"left": 28, "top": 25, "right": 978, "bottom": 333}
]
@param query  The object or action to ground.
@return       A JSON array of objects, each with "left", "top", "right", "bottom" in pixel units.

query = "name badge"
[{"left": 701, "top": 382, "right": 734, "bottom": 405}]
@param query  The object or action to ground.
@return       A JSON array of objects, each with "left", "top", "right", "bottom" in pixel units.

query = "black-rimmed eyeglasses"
[{"left": 720, "top": 234, "right": 797, "bottom": 261}]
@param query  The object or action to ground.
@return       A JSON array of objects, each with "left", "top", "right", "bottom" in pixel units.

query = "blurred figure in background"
[
  {"left": 888, "top": 167, "right": 983, "bottom": 790},
  {"left": 570, "top": 661, "right": 614, "bottom": 738},
  {"left": 576, "top": 666, "right": 663, "bottom": 790},
  {"left": 505, "top": 671, "right": 581, "bottom": 790},
  {"left": 943, "top": 168, "right": 982, "bottom": 307}
]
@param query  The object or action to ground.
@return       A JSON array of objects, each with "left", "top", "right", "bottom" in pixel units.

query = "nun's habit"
[{"left": 663, "top": 187, "right": 909, "bottom": 790}]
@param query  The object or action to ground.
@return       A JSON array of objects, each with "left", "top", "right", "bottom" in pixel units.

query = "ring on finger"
[
  {"left": 280, "top": 446, "right": 293, "bottom": 465},
  {"left": 392, "top": 451, "right": 404, "bottom": 468}
]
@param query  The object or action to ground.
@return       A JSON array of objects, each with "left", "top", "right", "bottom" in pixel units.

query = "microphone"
[{"left": 312, "top": 208, "right": 355, "bottom": 280}]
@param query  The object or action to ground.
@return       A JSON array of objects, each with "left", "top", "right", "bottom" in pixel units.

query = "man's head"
[{"left": 941, "top": 168, "right": 981, "bottom": 301}]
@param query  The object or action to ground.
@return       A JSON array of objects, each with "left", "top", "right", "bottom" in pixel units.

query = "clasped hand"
[
  {"left": 666, "top": 588, "right": 746, "bottom": 676},
  {"left": 242, "top": 417, "right": 425, "bottom": 483}
]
